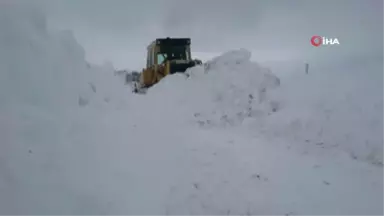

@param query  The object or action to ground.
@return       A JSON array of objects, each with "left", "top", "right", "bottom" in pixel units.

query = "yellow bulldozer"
[{"left": 133, "top": 37, "right": 202, "bottom": 93}]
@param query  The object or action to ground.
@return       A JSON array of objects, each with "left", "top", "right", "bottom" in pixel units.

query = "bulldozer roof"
[{"left": 147, "top": 37, "right": 191, "bottom": 49}]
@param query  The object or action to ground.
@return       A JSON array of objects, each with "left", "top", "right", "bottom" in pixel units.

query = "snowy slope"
[{"left": 0, "top": 2, "right": 382, "bottom": 215}]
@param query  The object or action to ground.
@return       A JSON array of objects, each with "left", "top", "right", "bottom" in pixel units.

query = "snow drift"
[
  {"left": 141, "top": 48, "right": 383, "bottom": 166},
  {"left": 0, "top": 2, "right": 130, "bottom": 214},
  {"left": 141, "top": 49, "right": 281, "bottom": 129}
]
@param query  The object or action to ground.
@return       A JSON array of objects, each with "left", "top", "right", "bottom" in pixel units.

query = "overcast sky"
[{"left": 34, "top": 0, "right": 383, "bottom": 70}]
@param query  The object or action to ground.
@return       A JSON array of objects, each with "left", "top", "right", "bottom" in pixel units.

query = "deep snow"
[{"left": 0, "top": 2, "right": 382, "bottom": 215}]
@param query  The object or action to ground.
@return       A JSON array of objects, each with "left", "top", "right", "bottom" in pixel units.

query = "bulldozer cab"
[{"left": 147, "top": 38, "right": 192, "bottom": 68}]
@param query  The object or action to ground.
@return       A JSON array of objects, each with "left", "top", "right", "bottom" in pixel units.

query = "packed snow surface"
[{"left": 0, "top": 2, "right": 382, "bottom": 215}]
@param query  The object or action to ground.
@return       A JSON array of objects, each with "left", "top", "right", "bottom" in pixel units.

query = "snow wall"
[
  {"left": 140, "top": 50, "right": 383, "bottom": 166},
  {"left": 0, "top": 2, "right": 131, "bottom": 214}
]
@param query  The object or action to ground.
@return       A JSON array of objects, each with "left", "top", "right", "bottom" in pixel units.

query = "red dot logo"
[{"left": 311, "top": 35, "right": 322, "bottom": 47}]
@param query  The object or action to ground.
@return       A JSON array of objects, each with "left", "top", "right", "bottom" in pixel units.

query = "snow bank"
[
  {"left": 144, "top": 49, "right": 281, "bottom": 128},
  {"left": 143, "top": 49, "right": 382, "bottom": 166},
  {"left": 0, "top": 2, "right": 130, "bottom": 214},
  {"left": 0, "top": 2, "right": 127, "bottom": 112},
  {"left": 0, "top": 4, "right": 85, "bottom": 112}
]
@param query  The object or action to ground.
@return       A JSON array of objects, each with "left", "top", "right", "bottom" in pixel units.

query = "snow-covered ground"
[{"left": 0, "top": 2, "right": 382, "bottom": 215}]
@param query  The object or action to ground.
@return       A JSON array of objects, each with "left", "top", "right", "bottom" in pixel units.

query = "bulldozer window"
[
  {"left": 159, "top": 45, "right": 189, "bottom": 61},
  {"left": 157, "top": 53, "right": 167, "bottom": 65}
]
